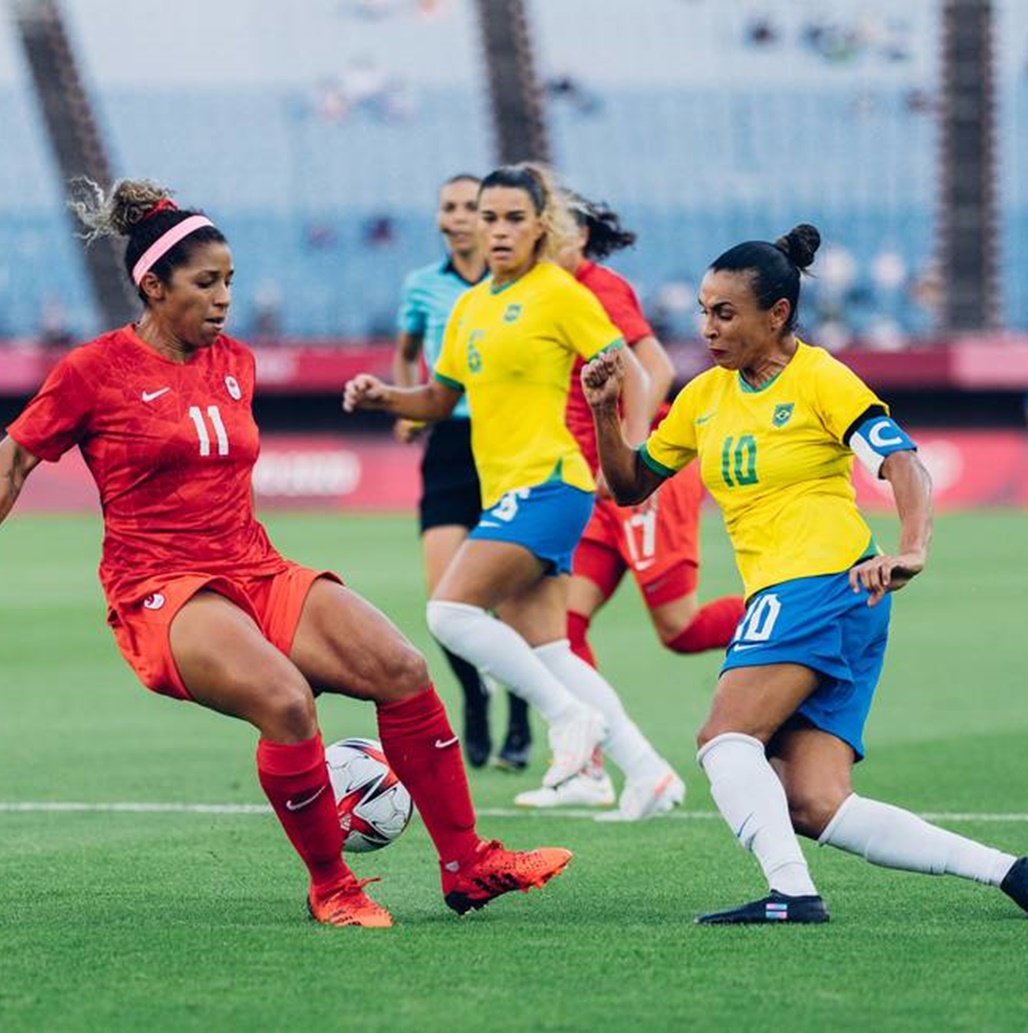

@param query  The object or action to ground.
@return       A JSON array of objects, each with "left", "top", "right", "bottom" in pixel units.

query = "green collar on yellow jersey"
[
  {"left": 489, "top": 270, "right": 531, "bottom": 295},
  {"left": 738, "top": 367, "right": 785, "bottom": 393}
]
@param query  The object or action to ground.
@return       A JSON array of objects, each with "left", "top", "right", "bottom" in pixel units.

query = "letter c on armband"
[{"left": 850, "top": 416, "right": 916, "bottom": 478}]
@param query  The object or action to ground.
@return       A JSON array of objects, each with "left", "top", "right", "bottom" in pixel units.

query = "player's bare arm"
[
  {"left": 582, "top": 350, "right": 662, "bottom": 506},
  {"left": 343, "top": 373, "right": 461, "bottom": 423},
  {"left": 849, "top": 449, "right": 933, "bottom": 605},
  {"left": 632, "top": 334, "right": 676, "bottom": 418},
  {"left": 0, "top": 435, "right": 41, "bottom": 524},
  {"left": 392, "top": 330, "right": 427, "bottom": 442},
  {"left": 618, "top": 345, "right": 653, "bottom": 447}
]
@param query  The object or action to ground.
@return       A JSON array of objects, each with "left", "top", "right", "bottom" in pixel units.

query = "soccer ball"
[{"left": 325, "top": 737, "right": 413, "bottom": 853}]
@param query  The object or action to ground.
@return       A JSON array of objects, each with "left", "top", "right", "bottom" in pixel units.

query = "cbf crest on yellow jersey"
[
  {"left": 640, "top": 342, "right": 885, "bottom": 598},
  {"left": 434, "top": 262, "right": 623, "bottom": 508}
]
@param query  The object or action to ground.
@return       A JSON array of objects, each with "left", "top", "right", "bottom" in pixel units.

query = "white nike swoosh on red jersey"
[
  {"left": 434, "top": 736, "right": 460, "bottom": 749},
  {"left": 141, "top": 388, "right": 171, "bottom": 402}
]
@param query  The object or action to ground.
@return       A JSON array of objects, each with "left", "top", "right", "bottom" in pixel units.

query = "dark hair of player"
[
  {"left": 709, "top": 223, "right": 821, "bottom": 332},
  {"left": 566, "top": 193, "right": 637, "bottom": 261},
  {"left": 479, "top": 164, "right": 548, "bottom": 214},
  {"left": 68, "top": 178, "right": 227, "bottom": 302}
]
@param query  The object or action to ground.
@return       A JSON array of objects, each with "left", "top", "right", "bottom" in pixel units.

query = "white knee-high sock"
[
  {"left": 426, "top": 601, "right": 582, "bottom": 725},
  {"left": 698, "top": 732, "right": 818, "bottom": 897},
  {"left": 533, "top": 640, "right": 665, "bottom": 782},
  {"left": 819, "top": 794, "right": 1016, "bottom": 886}
]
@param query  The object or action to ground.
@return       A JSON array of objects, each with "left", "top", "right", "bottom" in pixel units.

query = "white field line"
[{"left": 0, "top": 802, "right": 1026, "bottom": 822}]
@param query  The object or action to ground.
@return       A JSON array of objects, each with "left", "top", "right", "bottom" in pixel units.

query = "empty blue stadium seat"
[{"left": 0, "top": 0, "right": 1023, "bottom": 339}]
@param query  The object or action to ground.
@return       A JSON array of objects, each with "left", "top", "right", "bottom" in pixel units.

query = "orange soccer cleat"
[
  {"left": 442, "top": 839, "right": 573, "bottom": 915},
  {"left": 307, "top": 875, "right": 394, "bottom": 928}
]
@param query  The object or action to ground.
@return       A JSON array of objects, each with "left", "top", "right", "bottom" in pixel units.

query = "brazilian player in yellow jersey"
[
  {"left": 345, "top": 163, "right": 684, "bottom": 817},
  {"left": 642, "top": 338, "right": 884, "bottom": 601},
  {"left": 583, "top": 223, "right": 1028, "bottom": 923},
  {"left": 434, "top": 260, "right": 622, "bottom": 509}
]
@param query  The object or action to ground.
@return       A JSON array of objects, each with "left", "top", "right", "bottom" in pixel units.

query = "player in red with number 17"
[
  {"left": 0, "top": 178, "right": 573, "bottom": 928},
  {"left": 515, "top": 194, "right": 746, "bottom": 817}
]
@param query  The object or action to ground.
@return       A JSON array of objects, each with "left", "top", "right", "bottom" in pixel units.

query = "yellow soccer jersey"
[
  {"left": 641, "top": 341, "right": 884, "bottom": 598},
  {"left": 434, "top": 261, "right": 623, "bottom": 508}
]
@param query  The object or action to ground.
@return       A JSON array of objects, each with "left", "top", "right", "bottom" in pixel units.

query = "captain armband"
[{"left": 848, "top": 415, "right": 917, "bottom": 478}]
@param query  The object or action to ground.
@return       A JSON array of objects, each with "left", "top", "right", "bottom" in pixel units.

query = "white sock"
[
  {"left": 426, "top": 601, "right": 582, "bottom": 725},
  {"left": 533, "top": 639, "right": 665, "bottom": 783},
  {"left": 698, "top": 732, "right": 818, "bottom": 898},
  {"left": 819, "top": 794, "right": 1017, "bottom": 886}
]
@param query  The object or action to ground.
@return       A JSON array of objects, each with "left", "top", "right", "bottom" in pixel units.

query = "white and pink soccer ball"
[{"left": 325, "top": 736, "right": 414, "bottom": 853}]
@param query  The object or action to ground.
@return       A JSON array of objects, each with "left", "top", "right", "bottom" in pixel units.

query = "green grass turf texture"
[{"left": 1, "top": 509, "right": 1025, "bottom": 1033}]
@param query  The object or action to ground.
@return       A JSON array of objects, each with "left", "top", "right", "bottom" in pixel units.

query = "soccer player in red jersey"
[
  {"left": 0, "top": 178, "right": 572, "bottom": 927},
  {"left": 516, "top": 195, "right": 746, "bottom": 818}
]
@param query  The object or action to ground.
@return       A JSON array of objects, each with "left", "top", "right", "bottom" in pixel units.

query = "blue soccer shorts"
[
  {"left": 720, "top": 570, "right": 893, "bottom": 759},
  {"left": 469, "top": 480, "right": 594, "bottom": 576}
]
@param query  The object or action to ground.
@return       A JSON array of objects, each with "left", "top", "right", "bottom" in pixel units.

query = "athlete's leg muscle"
[
  {"left": 648, "top": 591, "right": 700, "bottom": 644},
  {"left": 170, "top": 590, "right": 316, "bottom": 742},
  {"left": 496, "top": 575, "right": 569, "bottom": 646},
  {"left": 432, "top": 538, "right": 546, "bottom": 610},
  {"left": 768, "top": 723, "right": 855, "bottom": 838},
  {"left": 697, "top": 663, "right": 820, "bottom": 748},
  {"left": 290, "top": 578, "right": 429, "bottom": 704},
  {"left": 422, "top": 524, "right": 469, "bottom": 593}
]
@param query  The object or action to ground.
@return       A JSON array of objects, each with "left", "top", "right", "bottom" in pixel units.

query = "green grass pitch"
[{"left": 1, "top": 509, "right": 1025, "bottom": 1033}]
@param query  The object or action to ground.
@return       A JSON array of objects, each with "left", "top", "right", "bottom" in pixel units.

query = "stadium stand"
[{"left": 0, "top": 0, "right": 1025, "bottom": 341}]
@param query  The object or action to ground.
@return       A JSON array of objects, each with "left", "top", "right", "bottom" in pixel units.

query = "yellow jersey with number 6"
[
  {"left": 640, "top": 342, "right": 884, "bottom": 598},
  {"left": 434, "top": 261, "right": 623, "bottom": 508}
]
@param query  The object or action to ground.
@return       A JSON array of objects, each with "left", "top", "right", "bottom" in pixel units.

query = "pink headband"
[{"left": 131, "top": 215, "right": 215, "bottom": 285}]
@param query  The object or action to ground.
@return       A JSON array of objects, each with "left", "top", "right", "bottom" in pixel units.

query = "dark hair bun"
[{"left": 774, "top": 223, "right": 821, "bottom": 270}]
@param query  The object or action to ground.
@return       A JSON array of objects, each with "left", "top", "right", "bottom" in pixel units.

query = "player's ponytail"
[
  {"left": 709, "top": 223, "right": 822, "bottom": 334},
  {"left": 566, "top": 192, "right": 637, "bottom": 261},
  {"left": 68, "top": 177, "right": 226, "bottom": 302}
]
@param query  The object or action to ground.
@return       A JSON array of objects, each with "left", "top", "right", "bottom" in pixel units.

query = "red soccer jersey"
[
  {"left": 566, "top": 261, "right": 654, "bottom": 473},
  {"left": 7, "top": 325, "right": 287, "bottom": 605}
]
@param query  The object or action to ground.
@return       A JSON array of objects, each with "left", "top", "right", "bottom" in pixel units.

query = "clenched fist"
[
  {"left": 581, "top": 348, "right": 625, "bottom": 410},
  {"left": 343, "top": 374, "right": 391, "bottom": 413}
]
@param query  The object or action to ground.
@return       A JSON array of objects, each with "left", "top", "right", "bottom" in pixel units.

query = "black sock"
[
  {"left": 505, "top": 691, "right": 531, "bottom": 744},
  {"left": 441, "top": 646, "right": 488, "bottom": 710}
]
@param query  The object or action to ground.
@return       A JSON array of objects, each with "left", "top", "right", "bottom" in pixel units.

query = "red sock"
[
  {"left": 567, "top": 610, "right": 597, "bottom": 667},
  {"left": 667, "top": 596, "right": 746, "bottom": 653},
  {"left": 377, "top": 686, "right": 479, "bottom": 868},
  {"left": 256, "top": 732, "right": 350, "bottom": 897}
]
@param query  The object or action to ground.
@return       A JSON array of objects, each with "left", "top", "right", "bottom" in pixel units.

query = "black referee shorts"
[{"left": 418, "top": 418, "right": 482, "bottom": 533}]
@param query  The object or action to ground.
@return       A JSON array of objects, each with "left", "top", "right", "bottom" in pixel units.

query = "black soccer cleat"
[
  {"left": 999, "top": 856, "right": 1028, "bottom": 913},
  {"left": 493, "top": 731, "right": 532, "bottom": 772},
  {"left": 696, "top": 891, "right": 830, "bottom": 925}
]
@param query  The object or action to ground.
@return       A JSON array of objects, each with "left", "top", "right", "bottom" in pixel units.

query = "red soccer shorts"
[
  {"left": 573, "top": 463, "right": 704, "bottom": 608},
  {"left": 106, "top": 562, "right": 341, "bottom": 701}
]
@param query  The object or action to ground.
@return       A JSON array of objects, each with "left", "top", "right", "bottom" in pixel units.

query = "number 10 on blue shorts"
[{"left": 720, "top": 570, "right": 892, "bottom": 759}]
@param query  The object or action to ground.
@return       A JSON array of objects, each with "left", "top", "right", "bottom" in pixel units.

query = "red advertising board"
[
  {"left": 4, "top": 337, "right": 1028, "bottom": 395},
  {"left": 13, "top": 430, "right": 1026, "bottom": 514},
  {"left": 15, "top": 434, "right": 420, "bottom": 513},
  {"left": 851, "top": 430, "right": 1028, "bottom": 509}
]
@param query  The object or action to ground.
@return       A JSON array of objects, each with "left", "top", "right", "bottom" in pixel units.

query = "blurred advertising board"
[{"left": 15, "top": 430, "right": 1026, "bottom": 513}]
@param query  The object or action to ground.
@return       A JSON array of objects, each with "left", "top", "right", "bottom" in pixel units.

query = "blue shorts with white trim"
[
  {"left": 720, "top": 570, "right": 892, "bottom": 760},
  {"left": 469, "top": 480, "right": 594, "bottom": 576}
]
